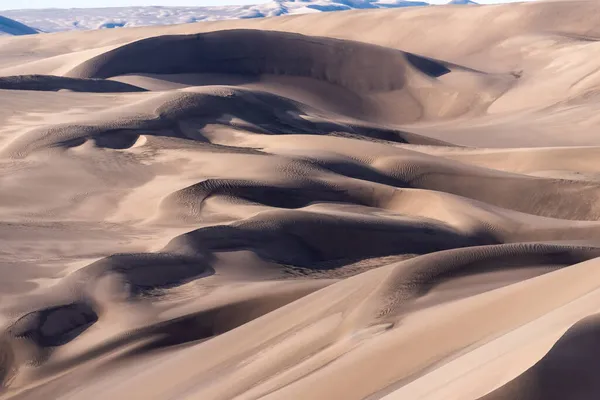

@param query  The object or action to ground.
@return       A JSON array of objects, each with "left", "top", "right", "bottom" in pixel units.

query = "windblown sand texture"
[{"left": 3, "top": 2, "right": 600, "bottom": 399}]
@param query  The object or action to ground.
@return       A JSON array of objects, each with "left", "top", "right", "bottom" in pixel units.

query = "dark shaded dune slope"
[
  {"left": 160, "top": 178, "right": 372, "bottom": 221},
  {"left": 353, "top": 243, "right": 600, "bottom": 319},
  {"left": 70, "top": 253, "right": 214, "bottom": 296},
  {"left": 0, "top": 75, "right": 146, "bottom": 93},
  {"left": 0, "top": 89, "right": 448, "bottom": 159},
  {"left": 165, "top": 209, "right": 497, "bottom": 267},
  {"left": 66, "top": 29, "right": 450, "bottom": 92},
  {"left": 7, "top": 303, "right": 98, "bottom": 349},
  {"left": 380, "top": 244, "right": 600, "bottom": 300},
  {"left": 478, "top": 314, "right": 600, "bottom": 400}
]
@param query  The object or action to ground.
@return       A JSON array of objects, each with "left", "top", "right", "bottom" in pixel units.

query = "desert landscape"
[{"left": 2, "top": 1, "right": 600, "bottom": 398}]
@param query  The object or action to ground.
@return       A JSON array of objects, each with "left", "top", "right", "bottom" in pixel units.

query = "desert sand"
[{"left": 2, "top": 1, "right": 600, "bottom": 399}]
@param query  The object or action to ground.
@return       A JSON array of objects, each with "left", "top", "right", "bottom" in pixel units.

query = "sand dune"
[
  {"left": 66, "top": 30, "right": 450, "bottom": 88},
  {"left": 479, "top": 314, "right": 600, "bottom": 400},
  {"left": 2, "top": 2, "right": 600, "bottom": 400},
  {"left": 0, "top": 75, "right": 146, "bottom": 93}
]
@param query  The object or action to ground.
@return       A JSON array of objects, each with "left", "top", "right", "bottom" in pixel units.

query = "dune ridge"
[
  {"left": 0, "top": 75, "right": 146, "bottom": 93},
  {"left": 2, "top": 2, "right": 600, "bottom": 400}
]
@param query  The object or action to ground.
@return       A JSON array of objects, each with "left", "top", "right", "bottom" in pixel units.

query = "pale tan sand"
[{"left": 3, "top": 2, "right": 600, "bottom": 399}]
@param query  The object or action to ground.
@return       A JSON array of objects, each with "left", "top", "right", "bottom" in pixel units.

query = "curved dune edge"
[
  {"left": 64, "top": 30, "right": 451, "bottom": 91},
  {"left": 4, "top": 2, "right": 600, "bottom": 399},
  {"left": 0, "top": 75, "right": 147, "bottom": 93},
  {"left": 477, "top": 313, "right": 600, "bottom": 400}
]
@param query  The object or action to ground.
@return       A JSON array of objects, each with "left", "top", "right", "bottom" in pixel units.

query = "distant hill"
[
  {"left": 2, "top": 0, "right": 430, "bottom": 33},
  {"left": 0, "top": 15, "right": 39, "bottom": 36},
  {"left": 447, "top": 0, "right": 478, "bottom": 4}
]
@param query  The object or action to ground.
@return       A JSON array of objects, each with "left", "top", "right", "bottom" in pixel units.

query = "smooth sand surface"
[{"left": 3, "top": 2, "right": 600, "bottom": 399}]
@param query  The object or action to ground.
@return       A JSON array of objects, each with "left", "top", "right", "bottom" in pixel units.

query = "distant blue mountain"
[
  {"left": 0, "top": 15, "right": 39, "bottom": 35},
  {"left": 447, "top": 0, "right": 478, "bottom": 4},
  {"left": 2, "top": 1, "right": 432, "bottom": 34}
]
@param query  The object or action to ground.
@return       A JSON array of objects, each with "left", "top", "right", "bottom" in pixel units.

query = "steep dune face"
[
  {"left": 63, "top": 30, "right": 469, "bottom": 124},
  {"left": 66, "top": 30, "right": 450, "bottom": 89},
  {"left": 0, "top": 75, "right": 146, "bottom": 93},
  {"left": 3, "top": 3, "right": 600, "bottom": 400},
  {"left": 479, "top": 314, "right": 600, "bottom": 400}
]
